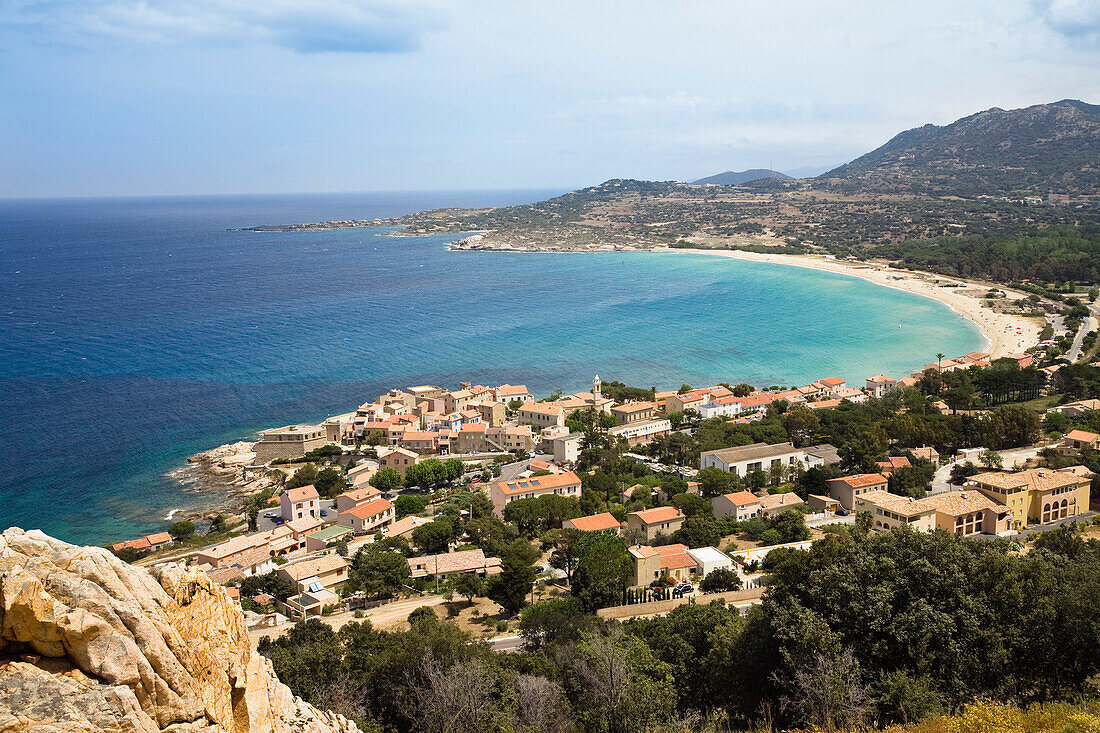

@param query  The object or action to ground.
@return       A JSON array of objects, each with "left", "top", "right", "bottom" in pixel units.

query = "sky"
[{"left": 1, "top": 0, "right": 1099, "bottom": 197}]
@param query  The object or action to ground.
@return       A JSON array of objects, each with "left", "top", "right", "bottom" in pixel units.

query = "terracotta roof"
[
  {"left": 719, "top": 490, "right": 762, "bottom": 507},
  {"left": 833, "top": 473, "right": 888, "bottom": 488},
  {"left": 519, "top": 402, "right": 565, "bottom": 415},
  {"left": 919, "top": 490, "right": 1001, "bottom": 517},
  {"left": 566, "top": 513, "right": 621, "bottom": 532},
  {"left": 807, "top": 399, "right": 843, "bottom": 410},
  {"left": 611, "top": 401, "right": 656, "bottom": 413},
  {"left": 1065, "top": 430, "right": 1099, "bottom": 443},
  {"left": 340, "top": 497, "right": 393, "bottom": 519},
  {"left": 385, "top": 515, "right": 434, "bottom": 537},
  {"left": 857, "top": 490, "right": 935, "bottom": 517},
  {"left": 279, "top": 554, "right": 348, "bottom": 581},
  {"left": 339, "top": 486, "right": 381, "bottom": 503},
  {"left": 145, "top": 532, "right": 172, "bottom": 545},
  {"left": 877, "top": 456, "right": 912, "bottom": 470},
  {"left": 758, "top": 493, "right": 802, "bottom": 511},
  {"left": 970, "top": 468, "right": 1087, "bottom": 493},
  {"left": 494, "top": 471, "right": 581, "bottom": 496},
  {"left": 819, "top": 377, "right": 845, "bottom": 386},
  {"left": 629, "top": 506, "right": 685, "bottom": 525},
  {"left": 498, "top": 384, "right": 530, "bottom": 396},
  {"left": 408, "top": 548, "right": 502, "bottom": 577},
  {"left": 283, "top": 485, "right": 319, "bottom": 503},
  {"left": 867, "top": 374, "right": 896, "bottom": 382}
]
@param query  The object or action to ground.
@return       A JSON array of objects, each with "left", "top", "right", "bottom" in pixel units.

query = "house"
[
  {"left": 865, "top": 375, "right": 897, "bottom": 398},
  {"left": 968, "top": 468, "right": 1092, "bottom": 530},
  {"left": 195, "top": 532, "right": 278, "bottom": 573},
  {"left": 254, "top": 424, "right": 328, "bottom": 463},
  {"left": 346, "top": 460, "right": 379, "bottom": 486},
  {"left": 700, "top": 442, "right": 839, "bottom": 477},
  {"left": 827, "top": 473, "right": 889, "bottom": 511},
  {"left": 876, "top": 456, "right": 911, "bottom": 475},
  {"left": 552, "top": 433, "right": 584, "bottom": 464},
  {"left": 686, "top": 546, "right": 735, "bottom": 579},
  {"left": 807, "top": 399, "right": 843, "bottom": 410},
  {"left": 451, "top": 422, "right": 490, "bottom": 453},
  {"left": 563, "top": 512, "right": 621, "bottom": 533},
  {"left": 280, "top": 484, "right": 320, "bottom": 522},
  {"left": 807, "top": 494, "right": 840, "bottom": 513},
  {"left": 629, "top": 543, "right": 696, "bottom": 586},
  {"left": 607, "top": 418, "right": 672, "bottom": 446},
  {"left": 1047, "top": 399, "right": 1100, "bottom": 418},
  {"left": 611, "top": 401, "right": 657, "bottom": 425},
  {"left": 653, "top": 390, "right": 677, "bottom": 411},
  {"left": 664, "top": 389, "right": 712, "bottom": 414},
  {"left": 698, "top": 395, "right": 743, "bottom": 419},
  {"left": 489, "top": 471, "right": 582, "bottom": 517},
  {"left": 477, "top": 401, "right": 508, "bottom": 427},
  {"left": 516, "top": 402, "right": 566, "bottom": 430},
  {"left": 304, "top": 524, "right": 352, "bottom": 552},
  {"left": 855, "top": 489, "right": 1011, "bottom": 537},
  {"left": 376, "top": 446, "right": 423, "bottom": 476},
  {"left": 408, "top": 385, "right": 445, "bottom": 401},
  {"left": 711, "top": 490, "right": 763, "bottom": 521},
  {"left": 923, "top": 359, "right": 965, "bottom": 374},
  {"left": 399, "top": 431, "right": 442, "bottom": 454},
  {"left": 337, "top": 497, "right": 395, "bottom": 535},
  {"left": 911, "top": 446, "right": 940, "bottom": 464},
  {"left": 757, "top": 492, "right": 804, "bottom": 517},
  {"left": 497, "top": 384, "right": 533, "bottom": 403},
  {"left": 854, "top": 491, "right": 938, "bottom": 532},
  {"left": 336, "top": 486, "right": 382, "bottom": 513},
  {"left": 277, "top": 554, "right": 349, "bottom": 594},
  {"left": 810, "top": 377, "right": 847, "bottom": 397},
  {"left": 1058, "top": 429, "right": 1100, "bottom": 455},
  {"left": 384, "top": 514, "right": 435, "bottom": 539},
  {"left": 486, "top": 424, "right": 537, "bottom": 452},
  {"left": 443, "top": 389, "right": 476, "bottom": 414},
  {"left": 626, "top": 506, "right": 686, "bottom": 541},
  {"left": 111, "top": 532, "right": 173, "bottom": 554},
  {"left": 408, "top": 548, "right": 503, "bottom": 579}
]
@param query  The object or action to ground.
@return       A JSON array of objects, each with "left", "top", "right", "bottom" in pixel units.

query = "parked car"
[
  {"left": 836, "top": 508, "right": 850, "bottom": 516},
  {"left": 673, "top": 582, "right": 694, "bottom": 594},
  {"left": 263, "top": 512, "right": 279, "bottom": 519},
  {"left": 470, "top": 477, "right": 481, "bottom": 484}
]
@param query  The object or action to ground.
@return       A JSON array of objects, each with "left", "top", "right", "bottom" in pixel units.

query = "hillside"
[
  {"left": 821, "top": 99, "right": 1100, "bottom": 196},
  {"left": 691, "top": 168, "right": 791, "bottom": 185},
  {"left": 0, "top": 527, "right": 358, "bottom": 733}
]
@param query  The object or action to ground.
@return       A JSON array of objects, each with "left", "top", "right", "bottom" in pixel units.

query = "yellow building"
[
  {"left": 968, "top": 468, "right": 1092, "bottom": 530},
  {"left": 854, "top": 490, "right": 937, "bottom": 532}
]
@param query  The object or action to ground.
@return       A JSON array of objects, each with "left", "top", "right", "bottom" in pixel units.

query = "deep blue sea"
[{"left": 0, "top": 191, "right": 984, "bottom": 545}]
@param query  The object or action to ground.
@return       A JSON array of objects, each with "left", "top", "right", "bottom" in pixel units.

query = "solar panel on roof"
[
  {"left": 308, "top": 582, "right": 323, "bottom": 593},
  {"left": 531, "top": 479, "right": 541, "bottom": 486}
]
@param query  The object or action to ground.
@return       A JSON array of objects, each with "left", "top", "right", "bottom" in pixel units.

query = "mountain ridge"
[{"left": 691, "top": 168, "right": 791, "bottom": 185}]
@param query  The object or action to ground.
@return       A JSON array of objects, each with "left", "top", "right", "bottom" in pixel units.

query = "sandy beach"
[{"left": 672, "top": 248, "right": 1043, "bottom": 360}]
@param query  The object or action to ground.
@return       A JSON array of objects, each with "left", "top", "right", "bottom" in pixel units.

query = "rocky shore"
[{"left": 168, "top": 442, "right": 280, "bottom": 523}]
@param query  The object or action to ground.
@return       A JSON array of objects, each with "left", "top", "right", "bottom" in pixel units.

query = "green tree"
[
  {"left": 488, "top": 540, "right": 540, "bottom": 614},
  {"left": 700, "top": 568, "right": 742, "bottom": 593},
  {"left": 452, "top": 573, "right": 484, "bottom": 605},
  {"left": 314, "top": 466, "right": 345, "bottom": 497},
  {"left": 349, "top": 544, "right": 411, "bottom": 599},
  {"left": 369, "top": 467, "right": 402, "bottom": 493},
  {"left": 571, "top": 530, "right": 632, "bottom": 612},
  {"left": 168, "top": 520, "right": 195, "bottom": 541},
  {"left": 287, "top": 463, "right": 319, "bottom": 489},
  {"left": 394, "top": 494, "right": 429, "bottom": 519},
  {"left": 411, "top": 520, "right": 453, "bottom": 554}
]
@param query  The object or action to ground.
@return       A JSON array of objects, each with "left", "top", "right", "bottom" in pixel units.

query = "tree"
[
  {"left": 571, "top": 530, "right": 632, "bottom": 612},
  {"left": 168, "top": 520, "right": 195, "bottom": 541},
  {"left": 671, "top": 492, "right": 711, "bottom": 517},
  {"left": 452, "top": 572, "right": 484, "bottom": 605},
  {"left": 696, "top": 466, "right": 736, "bottom": 498},
  {"left": 369, "top": 467, "right": 402, "bottom": 493},
  {"left": 670, "top": 516, "right": 723, "bottom": 548},
  {"left": 771, "top": 509, "right": 811, "bottom": 543},
  {"left": 313, "top": 466, "right": 344, "bottom": 497},
  {"left": 239, "top": 571, "right": 294, "bottom": 601},
  {"left": 700, "top": 568, "right": 742, "bottom": 593},
  {"left": 287, "top": 463, "right": 319, "bottom": 489},
  {"left": 775, "top": 649, "right": 867, "bottom": 732},
  {"left": 349, "top": 544, "right": 410, "bottom": 599},
  {"left": 784, "top": 404, "right": 820, "bottom": 447},
  {"left": 394, "top": 494, "right": 429, "bottom": 519},
  {"left": 979, "top": 449, "right": 1004, "bottom": 470},
  {"left": 407, "top": 606, "right": 438, "bottom": 627},
  {"left": 549, "top": 528, "right": 582, "bottom": 583},
  {"left": 411, "top": 520, "right": 453, "bottom": 554},
  {"left": 488, "top": 540, "right": 540, "bottom": 614}
]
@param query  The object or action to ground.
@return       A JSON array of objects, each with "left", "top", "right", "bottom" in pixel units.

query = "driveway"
[{"left": 930, "top": 444, "right": 1050, "bottom": 495}]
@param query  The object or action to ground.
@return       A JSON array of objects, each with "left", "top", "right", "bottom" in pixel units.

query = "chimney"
[{"left": 961, "top": 492, "right": 968, "bottom": 499}]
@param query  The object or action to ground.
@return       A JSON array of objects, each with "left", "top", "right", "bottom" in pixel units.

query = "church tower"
[{"left": 592, "top": 374, "right": 601, "bottom": 405}]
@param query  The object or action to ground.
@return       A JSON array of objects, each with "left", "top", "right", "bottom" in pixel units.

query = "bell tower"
[{"left": 592, "top": 374, "right": 601, "bottom": 404}]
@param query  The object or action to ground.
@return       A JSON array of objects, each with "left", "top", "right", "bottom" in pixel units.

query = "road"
[
  {"left": 489, "top": 634, "right": 524, "bottom": 652},
  {"left": 248, "top": 593, "right": 448, "bottom": 646},
  {"left": 1066, "top": 303, "right": 1099, "bottom": 363},
  {"left": 930, "top": 444, "right": 1049, "bottom": 494}
]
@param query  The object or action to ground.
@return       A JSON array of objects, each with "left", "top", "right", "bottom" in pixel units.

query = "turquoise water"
[{"left": 0, "top": 192, "right": 983, "bottom": 544}]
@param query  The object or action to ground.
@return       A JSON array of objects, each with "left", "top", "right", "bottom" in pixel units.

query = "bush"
[
  {"left": 700, "top": 568, "right": 742, "bottom": 593},
  {"left": 168, "top": 520, "right": 195, "bottom": 541}
]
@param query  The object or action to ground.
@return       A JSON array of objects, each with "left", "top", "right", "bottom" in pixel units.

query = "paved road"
[
  {"left": 248, "top": 593, "right": 448, "bottom": 646},
  {"left": 489, "top": 634, "right": 524, "bottom": 652},
  {"left": 930, "top": 445, "right": 1049, "bottom": 494},
  {"left": 1067, "top": 304, "right": 1099, "bottom": 362}
]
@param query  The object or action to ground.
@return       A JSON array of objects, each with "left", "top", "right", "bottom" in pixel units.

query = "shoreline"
[{"left": 664, "top": 248, "right": 1042, "bottom": 359}]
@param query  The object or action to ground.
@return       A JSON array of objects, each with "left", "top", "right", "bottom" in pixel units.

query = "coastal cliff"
[{"left": 0, "top": 527, "right": 359, "bottom": 733}]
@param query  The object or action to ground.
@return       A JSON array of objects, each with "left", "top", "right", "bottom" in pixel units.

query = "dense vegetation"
[
  {"left": 876, "top": 225, "right": 1100, "bottom": 284},
  {"left": 260, "top": 526, "right": 1100, "bottom": 732}
]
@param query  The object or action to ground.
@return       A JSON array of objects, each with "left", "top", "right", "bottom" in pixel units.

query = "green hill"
[{"left": 821, "top": 99, "right": 1100, "bottom": 196}]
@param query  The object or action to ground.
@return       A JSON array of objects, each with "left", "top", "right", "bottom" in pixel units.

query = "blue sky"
[{"left": 1, "top": 0, "right": 1098, "bottom": 197}]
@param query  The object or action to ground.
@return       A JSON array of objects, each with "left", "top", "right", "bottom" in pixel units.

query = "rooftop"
[
  {"left": 719, "top": 490, "right": 762, "bottom": 507},
  {"left": 566, "top": 513, "right": 621, "bottom": 532},
  {"left": 279, "top": 554, "right": 349, "bottom": 581},
  {"left": 629, "top": 506, "right": 685, "bottom": 524},
  {"left": 970, "top": 468, "right": 1088, "bottom": 493},
  {"left": 340, "top": 497, "right": 394, "bottom": 519},
  {"left": 283, "top": 485, "right": 319, "bottom": 503},
  {"left": 701, "top": 442, "right": 798, "bottom": 463},
  {"left": 494, "top": 471, "right": 581, "bottom": 496},
  {"left": 831, "top": 473, "right": 888, "bottom": 488}
]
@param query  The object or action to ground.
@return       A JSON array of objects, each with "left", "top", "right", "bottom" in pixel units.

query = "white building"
[
  {"left": 700, "top": 442, "right": 839, "bottom": 477},
  {"left": 697, "top": 395, "right": 743, "bottom": 419},
  {"left": 686, "top": 546, "right": 735, "bottom": 578}
]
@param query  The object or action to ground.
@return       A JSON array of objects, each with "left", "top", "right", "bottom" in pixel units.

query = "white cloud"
[{"left": 1, "top": 0, "right": 445, "bottom": 53}]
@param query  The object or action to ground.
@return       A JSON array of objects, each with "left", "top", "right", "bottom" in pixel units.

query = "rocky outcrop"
[{"left": 0, "top": 527, "right": 359, "bottom": 733}]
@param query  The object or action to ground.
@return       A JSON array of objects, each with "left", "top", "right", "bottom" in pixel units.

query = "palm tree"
[{"left": 935, "top": 352, "right": 946, "bottom": 394}]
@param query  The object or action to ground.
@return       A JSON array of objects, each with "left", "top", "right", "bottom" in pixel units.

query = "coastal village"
[{"left": 111, "top": 344, "right": 1100, "bottom": 643}]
